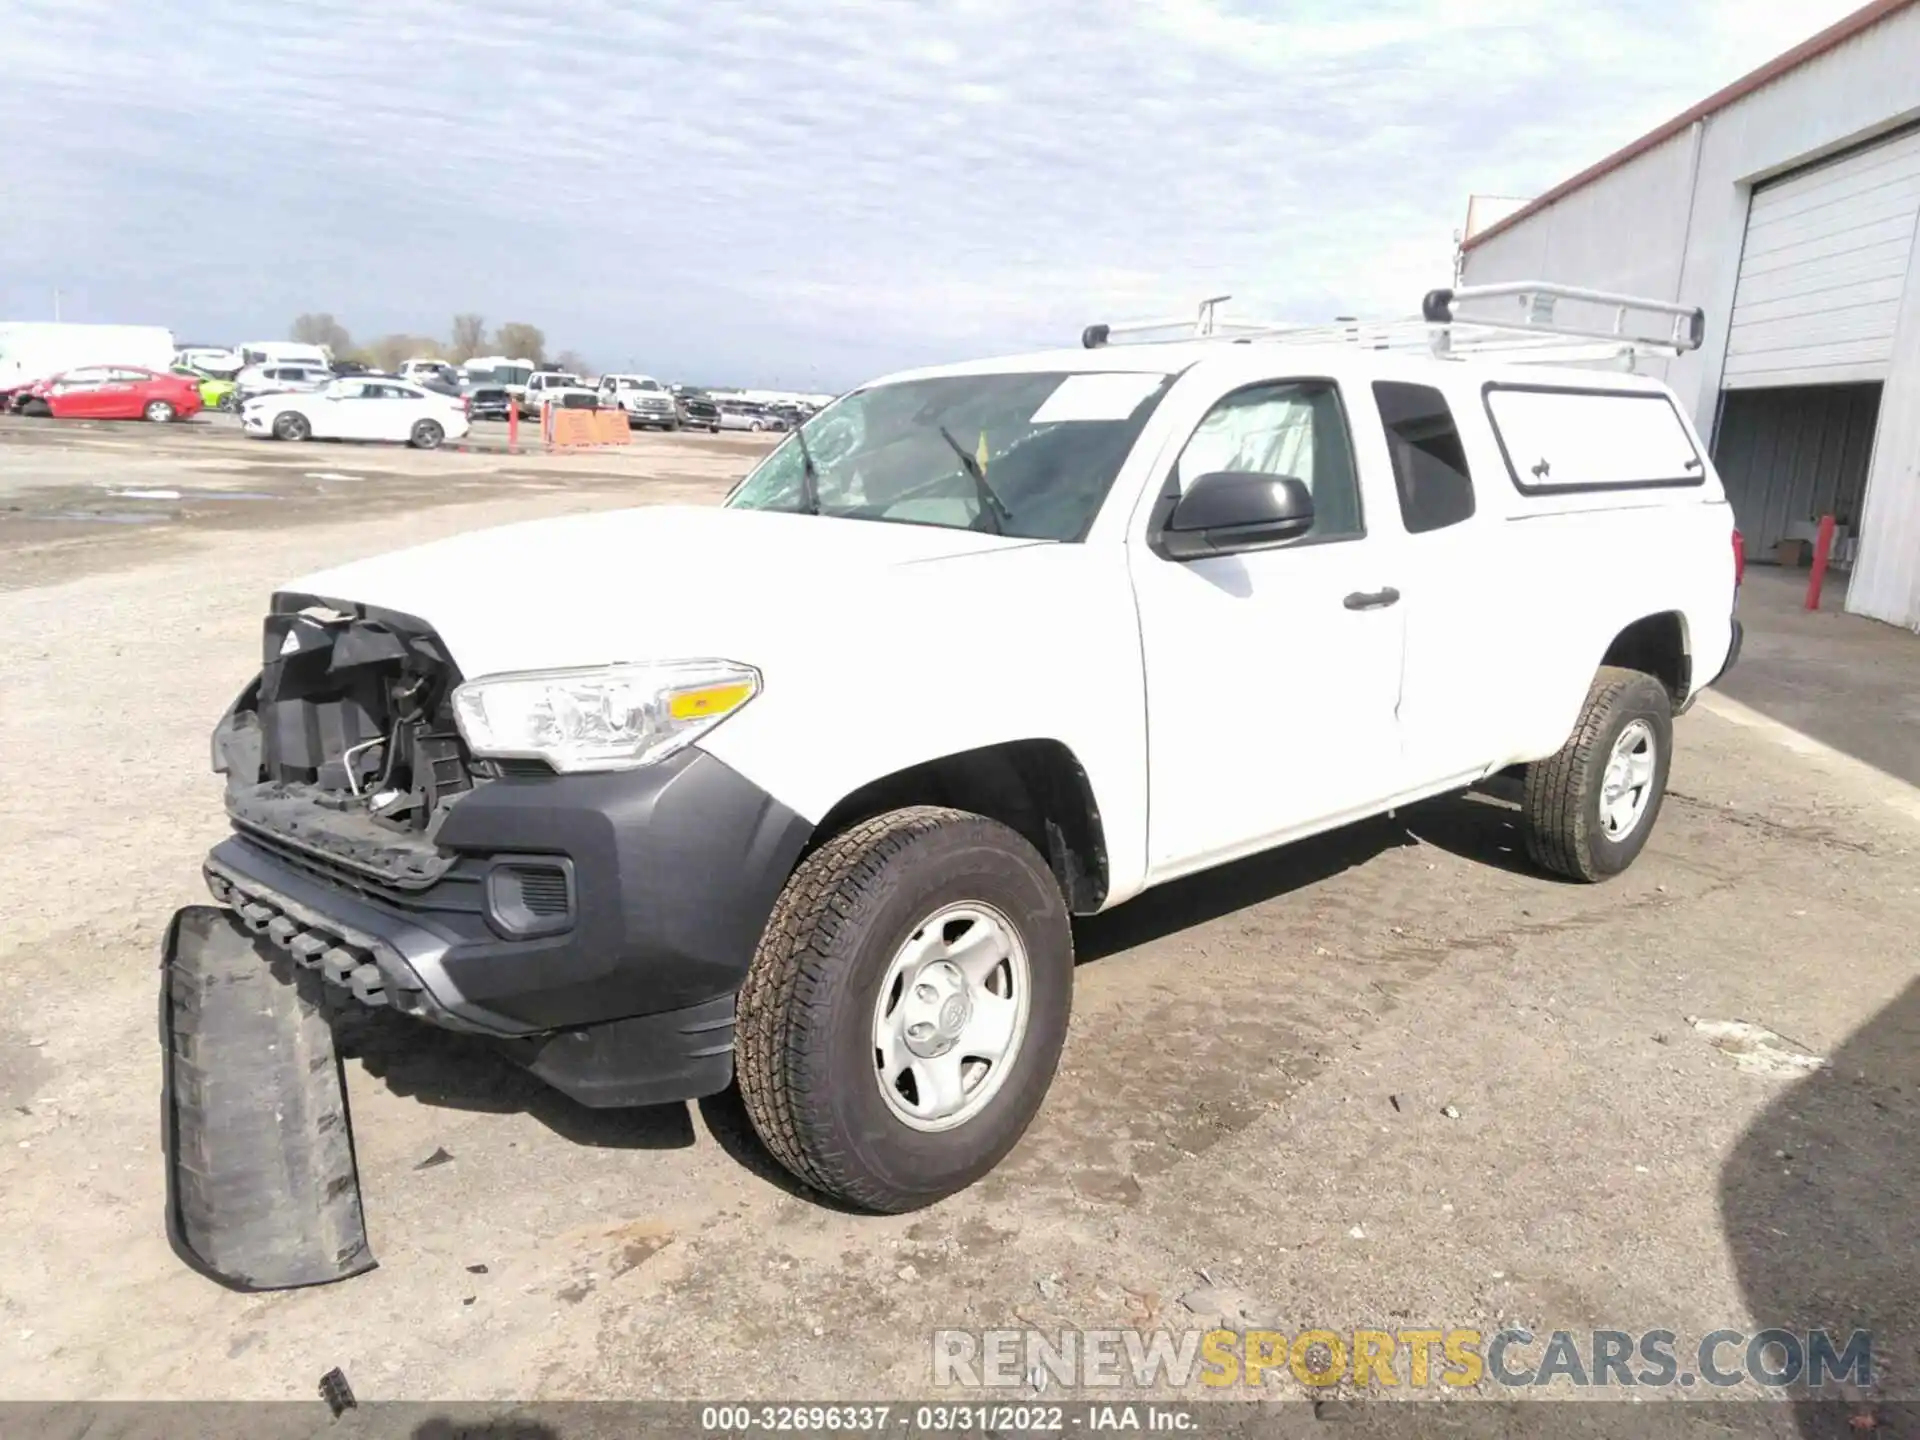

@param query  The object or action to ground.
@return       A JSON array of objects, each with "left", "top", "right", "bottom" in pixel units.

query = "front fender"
[{"left": 696, "top": 544, "right": 1152, "bottom": 906}]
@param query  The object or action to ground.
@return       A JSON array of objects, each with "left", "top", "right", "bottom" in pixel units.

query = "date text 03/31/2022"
[{"left": 699, "top": 1405, "right": 1198, "bottom": 1432}]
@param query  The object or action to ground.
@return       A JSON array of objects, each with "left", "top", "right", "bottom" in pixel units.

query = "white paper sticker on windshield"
[{"left": 1029, "top": 372, "right": 1163, "bottom": 424}]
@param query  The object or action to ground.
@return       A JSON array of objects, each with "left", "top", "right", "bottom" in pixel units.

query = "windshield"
[{"left": 724, "top": 371, "right": 1171, "bottom": 541}]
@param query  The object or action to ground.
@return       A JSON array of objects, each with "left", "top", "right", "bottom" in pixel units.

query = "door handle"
[{"left": 1343, "top": 587, "right": 1401, "bottom": 610}]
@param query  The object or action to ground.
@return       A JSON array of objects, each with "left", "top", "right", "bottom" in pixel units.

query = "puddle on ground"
[{"left": 185, "top": 491, "right": 278, "bottom": 501}]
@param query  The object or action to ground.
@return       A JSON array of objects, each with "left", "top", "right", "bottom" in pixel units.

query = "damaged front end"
[
  {"left": 166, "top": 596, "right": 488, "bottom": 1290},
  {"left": 202, "top": 595, "right": 529, "bottom": 1029},
  {"left": 213, "top": 596, "right": 482, "bottom": 885}
]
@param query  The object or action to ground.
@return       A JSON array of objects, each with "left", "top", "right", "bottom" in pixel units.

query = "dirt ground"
[{"left": 0, "top": 419, "right": 1914, "bottom": 1424}]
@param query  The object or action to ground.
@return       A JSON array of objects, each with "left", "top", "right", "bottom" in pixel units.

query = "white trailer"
[{"left": 0, "top": 322, "right": 176, "bottom": 394}]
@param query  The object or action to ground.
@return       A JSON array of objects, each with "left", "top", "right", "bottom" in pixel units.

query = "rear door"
[{"left": 1360, "top": 379, "right": 1505, "bottom": 787}]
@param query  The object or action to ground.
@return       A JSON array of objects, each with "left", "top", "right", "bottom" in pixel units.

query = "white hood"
[{"left": 285, "top": 505, "right": 1049, "bottom": 677}]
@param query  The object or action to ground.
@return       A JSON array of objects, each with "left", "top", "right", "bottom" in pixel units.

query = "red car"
[{"left": 20, "top": 366, "right": 204, "bottom": 422}]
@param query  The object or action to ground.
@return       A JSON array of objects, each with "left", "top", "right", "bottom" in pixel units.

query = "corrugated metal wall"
[
  {"left": 1724, "top": 125, "right": 1920, "bottom": 389},
  {"left": 1711, "top": 383, "right": 1882, "bottom": 555}
]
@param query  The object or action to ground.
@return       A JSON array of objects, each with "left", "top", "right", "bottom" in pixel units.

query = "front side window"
[
  {"left": 1374, "top": 381, "right": 1476, "bottom": 534},
  {"left": 726, "top": 370, "right": 1173, "bottom": 541},
  {"left": 1170, "top": 380, "right": 1362, "bottom": 542}
]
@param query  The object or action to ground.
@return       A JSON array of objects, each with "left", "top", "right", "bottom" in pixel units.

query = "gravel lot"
[{"left": 0, "top": 419, "right": 1913, "bottom": 1423}]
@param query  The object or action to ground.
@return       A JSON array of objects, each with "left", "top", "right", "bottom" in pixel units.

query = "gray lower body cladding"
[{"left": 203, "top": 746, "right": 813, "bottom": 1106}]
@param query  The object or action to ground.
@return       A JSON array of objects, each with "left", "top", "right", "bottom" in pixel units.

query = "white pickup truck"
[{"left": 188, "top": 283, "right": 1741, "bottom": 1225}]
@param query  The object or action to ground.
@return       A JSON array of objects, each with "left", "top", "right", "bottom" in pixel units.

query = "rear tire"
[
  {"left": 273, "top": 412, "right": 310, "bottom": 442},
  {"left": 409, "top": 419, "right": 444, "bottom": 449},
  {"left": 144, "top": 400, "right": 176, "bottom": 423},
  {"left": 1521, "top": 666, "right": 1673, "bottom": 882},
  {"left": 736, "top": 807, "right": 1073, "bottom": 1213}
]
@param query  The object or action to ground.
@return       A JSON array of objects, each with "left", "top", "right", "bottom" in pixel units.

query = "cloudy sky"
[{"left": 0, "top": 0, "right": 1866, "bottom": 388}]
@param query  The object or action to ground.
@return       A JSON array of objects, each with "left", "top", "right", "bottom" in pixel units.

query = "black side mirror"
[{"left": 1157, "top": 471, "right": 1315, "bottom": 560}]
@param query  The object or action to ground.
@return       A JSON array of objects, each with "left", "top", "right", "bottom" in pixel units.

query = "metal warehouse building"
[{"left": 1458, "top": 0, "right": 1920, "bottom": 629}]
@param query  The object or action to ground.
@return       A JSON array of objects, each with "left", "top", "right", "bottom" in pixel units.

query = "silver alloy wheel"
[
  {"left": 144, "top": 400, "right": 174, "bottom": 422},
  {"left": 1600, "top": 719, "right": 1657, "bottom": 840},
  {"left": 872, "top": 902, "right": 1031, "bottom": 1133}
]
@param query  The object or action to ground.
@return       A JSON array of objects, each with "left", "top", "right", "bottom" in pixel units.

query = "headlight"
[{"left": 451, "top": 660, "right": 759, "bottom": 773}]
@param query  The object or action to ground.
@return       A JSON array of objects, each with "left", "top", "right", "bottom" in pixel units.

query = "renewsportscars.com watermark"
[{"left": 933, "top": 1327, "right": 1873, "bottom": 1392}]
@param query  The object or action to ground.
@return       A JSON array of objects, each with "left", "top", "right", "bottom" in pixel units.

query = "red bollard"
[
  {"left": 507, "top": 398, "right": 519, "bottom": 451},
  {"left": 1805, "top": 514, "right": 1836, "bottom": 611}
]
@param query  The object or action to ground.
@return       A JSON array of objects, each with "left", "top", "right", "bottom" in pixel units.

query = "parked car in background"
[
  {"left": 15, "top": 365, "right": 203, "bottom": 421},
  {"left": 401, "top": 359, "right": 460, "bottom": 387},
  {"left": 677, "top": 389, "right": 722, "bottom": 432},
  {"left": 597, "top": 373, "right": 679, "bottom": 429},
  {"left": 466, "top": 387, "right": 515, "bottom": 422},
  {"left": 234, "top": 363, "right": 334, "bottom": 407},
  {"left": 237, "top": 341, "right": 332, "bottom": 369},
  {"left": 716, "top": 400, "right": 785, "bottom": 432},
  {"left": 172, "top": 365, "right": 238, "bottom": 411},
  {"left": 241, "top": 377, "right": 469, "bottom": 449},
  {"left": 522, "top": 371, "right": 598, "bottom": 414},
  {"left": 174, "top": 345, "right": 245, "bottom": 378},
  {"left": 461, "top": 356, "right": 537, "bottom": 410}
]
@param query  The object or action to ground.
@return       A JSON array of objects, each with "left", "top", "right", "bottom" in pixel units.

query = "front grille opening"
[{"left": 484, "top": 859, "right": 576, "bottom": 939}]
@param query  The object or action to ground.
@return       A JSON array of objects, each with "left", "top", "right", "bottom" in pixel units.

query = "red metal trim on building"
[{"left": 1461, "top": 0, "right": 1920, "bottom": 251}]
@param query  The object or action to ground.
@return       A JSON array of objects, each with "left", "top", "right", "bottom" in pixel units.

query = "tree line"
[{"left": 289, "top": 313, "right": 589, "bottom": 375}]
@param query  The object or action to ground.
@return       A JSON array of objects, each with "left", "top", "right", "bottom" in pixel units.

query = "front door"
[
  {"left": 1131, "top": 377, "right": 1407, "bottom": 879},
  {"left": 50, "top": 367, "right": 114, "bottom": 418}
]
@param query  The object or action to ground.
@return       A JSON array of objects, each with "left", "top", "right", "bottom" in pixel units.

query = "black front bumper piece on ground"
[
  {"left": 204, "top": 746, "right": 813, "bottom": 1108},
  {"left": 161, "top": 905, "right": 376, "bottom": 1290}
]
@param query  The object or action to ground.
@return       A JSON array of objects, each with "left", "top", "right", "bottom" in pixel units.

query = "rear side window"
[
  {"left": 1484, "top": 384, "right": 1704, "bottom": 492},
  {"left": 1374, "top": 382, "right": 1475, "bottom": 534}
]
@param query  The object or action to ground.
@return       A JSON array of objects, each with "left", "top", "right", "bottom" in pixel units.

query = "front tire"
[
  {"left": 273, "top": 411, "right": 311, "bottom": 442},
  {"left": 1521, "top": 666, "right": 1673, "bottom": 882},
  {"left": 736, "top": 807, "right": 1073, "bottom": 1212}
]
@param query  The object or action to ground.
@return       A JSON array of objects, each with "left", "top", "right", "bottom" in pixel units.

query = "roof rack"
[{"left": 1080, "top": 282, "right": 1706, "bottom": 369}]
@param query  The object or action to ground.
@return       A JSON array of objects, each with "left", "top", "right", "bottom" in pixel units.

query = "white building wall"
[
  {"left": 1461, "top": 1, "right": 1920, "bottom": 626},
  {"left": 1848, "top": 218, "right": 1920, "bottom": 627}
]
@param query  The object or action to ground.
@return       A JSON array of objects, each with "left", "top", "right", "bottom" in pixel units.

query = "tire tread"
[
  {"left": 1522, "top": 665, "right": 1666, "bottom": 882},
  {"left": 736, "top": 806, "right": 1016, "bottom": 1210}
]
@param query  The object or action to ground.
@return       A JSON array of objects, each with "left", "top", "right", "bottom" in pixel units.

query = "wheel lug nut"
[
  {"left": 907, "top": 1022, "right": 934, "bottom": 1040},
  {"left": 914, "top": 984, "right": 937, "bottom": 1003}
]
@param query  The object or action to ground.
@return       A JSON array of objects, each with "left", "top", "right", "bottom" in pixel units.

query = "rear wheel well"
[
  {"left": 807, "top": 740, "right": 1109, "bottom": 913},
  {"left": 1602, "top": 612, "right": 1689, "bottom": 704}
]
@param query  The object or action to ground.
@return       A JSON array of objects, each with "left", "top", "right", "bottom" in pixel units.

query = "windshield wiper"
[
  {"left": 934, "top": 424, "right": 1012, "bottom": 534},
  {"left": 790, "top": 416, "right": 822, "bottom": 515}
]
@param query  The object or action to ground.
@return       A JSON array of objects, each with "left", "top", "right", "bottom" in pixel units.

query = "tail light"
[{"left": 1732, "top": 528, "right": 1745, "bottom": 586}]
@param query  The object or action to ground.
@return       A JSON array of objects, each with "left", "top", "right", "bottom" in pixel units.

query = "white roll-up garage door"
[{"left": 1723, "top": 125, "right": 1920, "bottom": 390}]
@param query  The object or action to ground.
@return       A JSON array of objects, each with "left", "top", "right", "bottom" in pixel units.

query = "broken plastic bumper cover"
[
  {"left": 161, "top": 905, "right": 375, "bottom": 1290},
  {"left": 200, "top": 745, "right": 813, "bottom": 1107}
]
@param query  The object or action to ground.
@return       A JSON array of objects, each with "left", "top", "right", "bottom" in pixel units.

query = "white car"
[
  {"left": 242, "top": 377, "right": 470, "bottom": 448},
  {"left": 233, "top": 363, "right": 335, "bottom": 407},
  {"left": 400, "top": 358, "right": 459, "bottom": 387},
  {"left": 190, "top": 280, "right": 1739, "bottom": 1224},
  {"left": 597, "top": 373, "right": 678, "bottom": 429}
]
